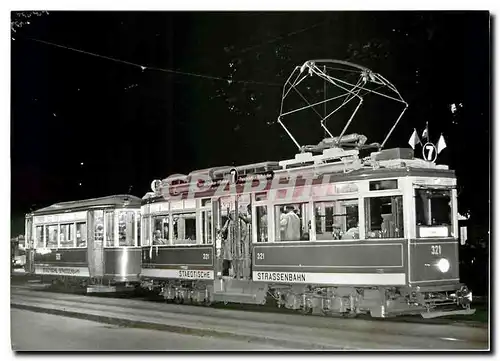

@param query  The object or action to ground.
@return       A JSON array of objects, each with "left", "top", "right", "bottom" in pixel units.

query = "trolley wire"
[{"left": 28, "top": 37, "right": 282, "bottom": 87}]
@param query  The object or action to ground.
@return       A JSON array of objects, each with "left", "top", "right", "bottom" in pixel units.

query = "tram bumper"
[{"left": 419, "top": 285, "right": 475, "bottom": 319}]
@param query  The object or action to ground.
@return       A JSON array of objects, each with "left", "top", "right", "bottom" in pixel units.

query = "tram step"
[
  {"left": 421, "top": 308, "right": 476, "bottom": 319},
  {"left": 213, "top": 292, "right": 264, "bottom": 305},
  {"left": 86, "top": 285, "right": 117, "bottom": 293}
]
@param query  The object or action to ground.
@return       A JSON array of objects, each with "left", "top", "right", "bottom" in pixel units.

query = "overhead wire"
[{"left": 28, "top": 37, "right": 282, "bottom": 87}]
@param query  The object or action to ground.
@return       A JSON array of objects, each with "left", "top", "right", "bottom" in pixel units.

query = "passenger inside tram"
[{"left": 280, "top": 205, "right": 301, "bottom": 241}]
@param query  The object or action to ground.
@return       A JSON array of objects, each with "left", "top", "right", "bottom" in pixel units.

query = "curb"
[{"left": 11, "top": 303, "right": 356, "bottom": 350}]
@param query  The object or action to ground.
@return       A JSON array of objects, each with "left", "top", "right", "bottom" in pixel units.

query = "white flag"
[
  {"left": 408, "top": 129, "right": 421, "bottom": 149},
  {"left": 437, "top": 134, "right": 447, "bottom": 154}
]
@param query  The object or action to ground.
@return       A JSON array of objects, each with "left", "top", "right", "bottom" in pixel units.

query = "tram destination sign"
[
  {"left": 35, "top": 266, "right": 90, "bottom": 277},
  {"left": 141, "top": 268, "right": 215, "bottom": 280}
]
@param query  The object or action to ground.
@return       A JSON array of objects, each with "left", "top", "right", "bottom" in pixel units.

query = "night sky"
[{"left": 10, "top": 11, "right": 490, "bottom": 237}]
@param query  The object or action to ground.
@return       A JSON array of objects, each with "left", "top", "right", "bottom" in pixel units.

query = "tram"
[{"left": 24, "top": 195, "right": 142, "bottom": 292}]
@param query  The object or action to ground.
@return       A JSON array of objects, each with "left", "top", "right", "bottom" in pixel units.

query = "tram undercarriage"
[
  {"left": 267, "top": 283, "right": 474, "bottom": 318},
  {"left": 141, "top": 277, "right": 474, "bottom": 319}
]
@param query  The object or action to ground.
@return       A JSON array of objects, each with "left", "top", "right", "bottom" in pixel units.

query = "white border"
[
  {"left": 141, "top": 268, "right": 214, "bottom": 280},
  {"left": 253, "top": 271, "right": 406, "bottom": 285}
]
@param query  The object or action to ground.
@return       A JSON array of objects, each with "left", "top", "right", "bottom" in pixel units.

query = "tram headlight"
[{"left": 436, "top": 258, "right": 450, "bottom": 273}]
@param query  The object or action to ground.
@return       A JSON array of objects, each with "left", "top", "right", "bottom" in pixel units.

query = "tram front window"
[
  {"left": 274, "top": 203, "right": 309, "bottom": 241},
  {"left": 415, "top": 188, "right": 452, "bottom": 237},
  {"left": 365, "top": 196, "right": 404, "bottom": 239}
]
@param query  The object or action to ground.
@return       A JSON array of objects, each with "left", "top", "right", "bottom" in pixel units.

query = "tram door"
[
  {"left": 87, "top": 210, "right": 105, "bottom": 280},
  {"left": 213, "top": 195, "right": 252, "bottom": 280}
]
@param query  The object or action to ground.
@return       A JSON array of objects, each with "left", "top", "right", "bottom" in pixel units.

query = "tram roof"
[{"left": 30, "top": 194, "right": 142, "bottom": 215}]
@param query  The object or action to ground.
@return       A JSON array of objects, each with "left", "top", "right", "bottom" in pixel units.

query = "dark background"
[{"left": 11, "top": 11, "right": 490, "bottom": 247}]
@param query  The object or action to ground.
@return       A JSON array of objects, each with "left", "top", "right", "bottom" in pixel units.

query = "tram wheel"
[
  {"left": 342, "top": 312, "right": 358, "bottom": 319},
  {"left": 203, "top": 299, "right": 212, "bottom": 307},
  {"left": 299, "top": 306, "right": 313, "bottom": 315}
]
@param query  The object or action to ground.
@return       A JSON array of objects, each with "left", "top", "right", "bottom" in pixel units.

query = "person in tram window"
[
  {"left": 59, "top": 230, "right": 66, "bottom": 244},
  {"left": 153, "top": 230, "right": 165, "bottom": 245},
  {"left": 342, "top": 223, "right": 360, "bottom": 240},
  {"left": 238, "top": 204, "right": 251, "bottom": 243},
  {"left": 219, "top": 212, "right": 233, "bottom": 276},
  {"left": 281, "top": 205, "right": 301, "bottom": 241}
]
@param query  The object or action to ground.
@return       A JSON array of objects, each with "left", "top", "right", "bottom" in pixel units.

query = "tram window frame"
[
  {"left": 314, "top": 199, "right": 359, "bottom": 241},
  {"left": 255, "top": 192, "right": 268, "bottom": 201},
  {"left": 141, "top": 215, "right": 151, "bottom": 246},
  {"left": 364, "top": 195, "right": 404, "bottom": 239},
  {"left": 201, "top": 209, "right": 213, "bottom": 245},
  {"left": 137, "top": 215, "right": 141, "bottom": 246},
  {"left": 415, "top": 188, "right": 453, "bottom": 238},
  {"left": 117, "top": 211, "right": 136, "bottom": 247},
  {"left": 105, "top": 211, "right": 115, "bottom": 247},
  {"left": 255, "top": 205, "right": 268, "bottom": 242},
  {"left": 76, "top": 222, "right": 87, "bottom": 248},
  {"left": 46, "top": 224, "right": 58, "bottom": 249},
  {"left": 274, "top": 202, "right": 311, "bottom": 242},
  {"left": 59, "top": 223, "right": 76, "bottom": 248},
  {"left": 152, "top": 214, "right": 170, "bottom": 245},
  {"left": 35, "top": 225, "right": 45, "bottom": 248},
  {"left": 200, "top": 199, "right": 213, "bottom": 245},
  {"left": 369, "top": 179, "right": 399, "bottom": 191},
  {"left": 172, "top": 212, "right": 197, "bottom": 245}
]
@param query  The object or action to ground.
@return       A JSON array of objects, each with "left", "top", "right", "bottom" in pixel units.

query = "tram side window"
[
  {"left": 118, "top": 211, "right": 135, "bottom": 246},
  {"left": 142, "top": 216, "right": 151, "bottom": 246},
  {"left": 76, "top": 222, "right": 87, "bottom": 247},
  {"left": 314, "top": 199, "right": 359, "bottom": 240},
  {"left": 274, "top": 203, "right": 310, "bottom": 241},
  {"left": 35, "top": 226, "right": 44, "bottom": 248},
  {"left": 59, "top": 223, "right": 75, "bottom": 248},
  {"left": 152, "top": 216, "right": 169, "bottom": 245},
  {"left": 173, "top": 213, "right": 197, "bottom": 244},
  {"left": 46, "top": 225, "right": 58, "bottom": 248},
  {"left": 201, "top": 210, "right": 212, "bottom": 244},
  {"left": 256, "top": 205, "right": 268, "bottom": 242},
  {"left": 105, "top": 211, "right": 114, "bottom": 247},
  {"left": 137, "top": 216, "right": 141, "bottom": 246},
  {"left": 365, "top": 196, "right": 404, "bottom": 239}
]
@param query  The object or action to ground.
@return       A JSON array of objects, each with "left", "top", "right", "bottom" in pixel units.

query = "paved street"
[
  {"left": 11, "top": 309, "right": 282, "bottom": 351},
  {"left": 11, "top": 286, "right": 489, "bottom": 351}
]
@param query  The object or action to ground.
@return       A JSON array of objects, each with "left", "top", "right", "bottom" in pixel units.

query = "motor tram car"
[
  {"left": 139, "top": 144, "right": 474, "bottom": 318},
  {"left": 138, "top": 59, "right": 474, "bottom": 318},
  {"left": 24, "top": 195, "right": 142, "bottom": 292}
]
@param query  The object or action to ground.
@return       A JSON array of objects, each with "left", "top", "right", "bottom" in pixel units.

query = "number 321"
[{"left": 431, "top": 245, "right": 442, "bottom": 255}]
